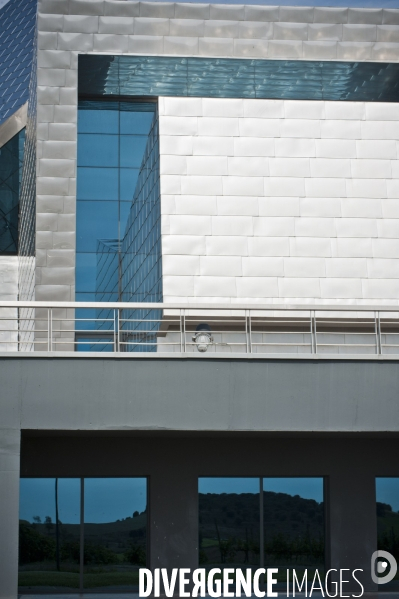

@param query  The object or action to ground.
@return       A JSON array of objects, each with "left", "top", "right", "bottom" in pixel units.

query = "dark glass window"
[
  {"left": 199, "top": 478, "right": 260, "bottom": 569},
  {"left": 19, "top": 477, "right": 147, "bottom": 592},
  {"left": 84, "top": 478, "right": 147, "bottom": 589},
  {"left": 376, "top": 478, "right": 399, "bottom": 576},
  {"left": 199, "top": 477, "right": 324, "bottom": 582},
  {"left": 263, "top": 478, "right": 324, "bottom": 579},
  {"left": 19, "top": 478, "right": 81, "bottom": 590},
  {"left": 0, "top": 128, "right": 25, "bottom": 254}
]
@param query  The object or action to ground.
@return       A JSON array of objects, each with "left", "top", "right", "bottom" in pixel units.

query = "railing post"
[
  {"left": 245, "top": 310, "right": 249, "bottom": 354},
  {"left": 248, "top": 310, "right": 252, "bottom": 354},
  {"left": 180, "top": 309, "right": 183, "bottom": 353},
  {"left": 48, "top": 308, "right": 52, "bottom": 352},
  {"left": 113, "top": 309, "right": 118, "bottom": 353},
  {"left": 376, "top": 311, "right": 382, "bottom": 355},
  {"left": 311, "top": 310, "right": 317, "bottom": 355},
  {"left": 118, "top": 308, "right": 121, "bottom": 353},
  {"left": 182, "top": 309, "right": 186, "bottom": 353}
]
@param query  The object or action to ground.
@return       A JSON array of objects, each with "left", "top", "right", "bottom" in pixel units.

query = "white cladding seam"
[{"left": 35, "top": 0, "right": 399, "bottom": 305}]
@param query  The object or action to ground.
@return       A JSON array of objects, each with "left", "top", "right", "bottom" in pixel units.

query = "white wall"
[
  {"left": 0, "top": 256, "right": 18, "bottom": 350},
  {"left": 159, "top": 97, "right": 399, "bottom": 306}
]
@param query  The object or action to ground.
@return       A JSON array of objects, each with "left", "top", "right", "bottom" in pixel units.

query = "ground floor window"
[
  {"left": 376, "top": 478, "right": 399, "bottom": 567},
  {"left": 199, "top": 477, "right": 325, "bottom": 581},
  {"left": 19, "top": 477, "right": 147, "bottom": 592}
]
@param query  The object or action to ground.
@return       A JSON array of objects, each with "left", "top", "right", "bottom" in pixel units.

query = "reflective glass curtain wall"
[
  {"left": 199, "top": 478, "right": 324, "bottom": 578},
  {"left": 19, "top": 477, "right": 147, "bottom": 592},
  {"left": 0, "top": 129, "right": 25, "bottom": 253},
  {"left": 79, "top": 55, "right": 399, "bottom": 103},
  {"left": 376, "top": 478, "right": 399, "bottom": 569},
  {"left": 76, "top": 101, "right": 162, "bottom": 351}
]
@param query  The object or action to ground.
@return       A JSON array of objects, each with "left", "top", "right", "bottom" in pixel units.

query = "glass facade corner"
[{"left": 76, "top": 100, "right": 162, "bottom": 351}]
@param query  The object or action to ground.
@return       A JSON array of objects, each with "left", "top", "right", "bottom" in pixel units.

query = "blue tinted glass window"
[
  {"left": 77, "top": 167, "right": 119, "bottom": 201},
  {"left": 78, "top": 134, "right": 118, "bottom": 167},
  {"left": 75, "top": 252, "right": 98, "bottom": 292},
  {"left": 120, "top": 168, "right": 140, "bottom": 202},
  {"left": 120, "top": 136, "right": 149, "bottom": 168},
  {"left": 120, "top": 111, "right": 156, "bottom": 134},
  {"left": 78, "top": 108, "right": 119, "bottom": 134},
  {"left": 77, "top": 100, "right": 161, "bottom": 351},
  {"left": 77, "top": 201, "right": 119, "bottom": 252},
  {"left": 120, "top": 201, "right": 132, "bottom": 234}
]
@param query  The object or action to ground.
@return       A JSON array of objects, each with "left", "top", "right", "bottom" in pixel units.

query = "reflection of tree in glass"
[
  {"left": 377, "top": 502, "right": 399, "bottom": 563},
  {"left": 199, "top": 491, "right": 324, "bottom": 566}
]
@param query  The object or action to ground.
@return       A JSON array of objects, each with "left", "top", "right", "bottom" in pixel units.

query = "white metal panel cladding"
[{"left": 159, "top": 97, "right": 399, "bottom": 305}]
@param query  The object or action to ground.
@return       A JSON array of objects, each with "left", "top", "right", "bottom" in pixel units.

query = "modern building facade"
[{"left": 1, "top": 0, "right": 399, "bottom": 596}]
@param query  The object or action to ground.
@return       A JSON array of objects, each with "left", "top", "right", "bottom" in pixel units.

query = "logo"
[{"left": 371, "top": 550, "right": 397, "bottom": 584}]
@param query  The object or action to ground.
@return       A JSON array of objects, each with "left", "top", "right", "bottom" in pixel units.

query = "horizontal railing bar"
[
  {"left": 252, "top": 343, "right": 312, "bottom": 347},
  {"left": 2, "top": 301, "right": 399, "bottom": 312},
  {"left": 316, "top": 343, "right": 376, "bottom": 347}
]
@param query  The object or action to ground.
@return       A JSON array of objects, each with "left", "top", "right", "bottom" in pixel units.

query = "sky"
[{"left": 20, "top": 477, "right": 399, "bottom": 524}]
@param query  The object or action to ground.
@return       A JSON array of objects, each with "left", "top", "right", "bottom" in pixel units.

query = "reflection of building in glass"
[
  {"left": 76, "top": 101, "right": 161, "bottom": 351},
  {"left": 95, "top": 239, "right": 119, "bottom": 338},
  {"left": 120, "top": 110, "right": 162, "bottom": 352},
  {"left": 89, "top": 107, "right": 162, "bottom": 351},
  {"left": 96, "top": 239, "right": 119, "bottom": 304}
]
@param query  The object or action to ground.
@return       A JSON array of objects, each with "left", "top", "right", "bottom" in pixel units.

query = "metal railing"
[{"left": 1, "top": 301, "right": 399, "bottom": 357}]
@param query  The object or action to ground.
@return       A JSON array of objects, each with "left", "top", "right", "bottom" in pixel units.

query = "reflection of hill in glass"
[
  {"left": 200, "top": 491, "right": 324, "bottom": 540},
  {"left": 19, "top": 513, "right": 147, "bottom": 566},
  {"left": 84, "top": 512, "right": 147, "bottom": 551},
  {"left": 199, "top": 491, "right": 324, "bottom": 566}
]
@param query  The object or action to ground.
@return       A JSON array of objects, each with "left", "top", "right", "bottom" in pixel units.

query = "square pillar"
[
  {"left": 327, "top": 470, "right": 377, "bottom": 593},
  {"left": 149, "top": 467, "right": 198, "bottom": 573},
  {"left": 0, "top": 429, "right": 20, "bottom": 599}
]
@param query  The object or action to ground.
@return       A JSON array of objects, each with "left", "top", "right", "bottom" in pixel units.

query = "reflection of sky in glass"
[
  {"left": 85, "top": 478, "right": 147, "bottom": 523},
  {"left": 199, "top": 477, "right": 259, "bottom": 495},
  {"left": 20, "top": 478, "right": 146, "bottom": 524},
  {"left": 376, "top": 478, "right": 399, "bottom": 512},
  {"left": 263, "top": 478, "right": 323, "bottom": 503},
  {"left": 20, "top": 478, "right": 80, "bottom": 524},
  {"left": 199, "top": 477, "right": 323, "bottom": 502}
]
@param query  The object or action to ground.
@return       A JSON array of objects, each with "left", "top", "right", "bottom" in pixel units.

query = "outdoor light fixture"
[{"left": 192, "top": 324, "right": 213, "bottom": 353}]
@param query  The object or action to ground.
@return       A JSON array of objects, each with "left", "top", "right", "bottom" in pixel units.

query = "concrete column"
[
  {"left": 0, "top": 429, "right": 20, "bottom": 599},
  {"left": 149, "top": 465, "right": 198, "bottom": 574},
  {"left": 327, "top": 469, "right": 377, "bottom": 593}
]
